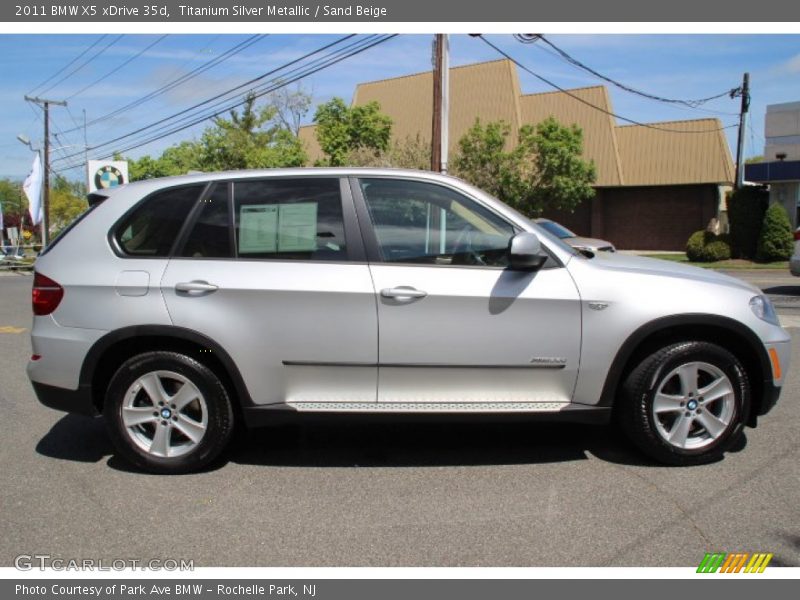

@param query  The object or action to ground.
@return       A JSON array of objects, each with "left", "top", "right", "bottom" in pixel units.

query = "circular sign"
[{"left": 94, "top": 165, "right": 125, "bottom": 190}]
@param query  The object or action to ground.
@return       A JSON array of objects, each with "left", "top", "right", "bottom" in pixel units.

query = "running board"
[{"left": 286, "top": 401, "right": 575, "bottom": 413}]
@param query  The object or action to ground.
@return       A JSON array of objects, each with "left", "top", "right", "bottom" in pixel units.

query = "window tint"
[
  {"left": 180, "top": 184, "right": 232, "bottom": 258},
  {"left": 360, "top": 178, "right": 515, "bottom": 267},
  {"left": 116, "top": 185, "right": 202, "bottom": 257},
  {"left": 232, "top": 178, "right": 346, "bottom": 261}
]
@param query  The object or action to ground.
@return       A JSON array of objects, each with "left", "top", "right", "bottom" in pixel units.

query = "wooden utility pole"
[
  {"left": 734, "top": 73, "right": 750, "bottom": 190},
  {"left": 24, "top": 95, "right": 67, "bottom": 247},
  {"left": 431, "top": 34, "right": 443, "bottom": 173}
]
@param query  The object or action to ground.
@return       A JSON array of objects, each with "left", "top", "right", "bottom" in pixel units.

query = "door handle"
[
  {"left": 175, "top": 281, "right": 219, "bottom": 294},
  {"left": 380, "top": 286, "right": 427, "bottom": 299}
]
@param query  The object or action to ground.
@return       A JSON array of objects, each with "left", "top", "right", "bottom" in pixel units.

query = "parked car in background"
[
  {"left": 534, "top": 218, "right": 616, "bottom": 253},
  {"left": 27, "top": 168, "right": 789, "bottom": 473},
  {"left": 790, "top": 227, "right": 800, "bottom": 276}
]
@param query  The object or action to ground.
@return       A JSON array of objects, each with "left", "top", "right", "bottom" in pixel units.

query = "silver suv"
[{"left": 27, "top": 168, "right": 791, "bottom": 473}]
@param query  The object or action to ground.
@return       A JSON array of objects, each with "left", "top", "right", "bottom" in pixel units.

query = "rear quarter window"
[{"left": 114, "top": 185, "right": 204, "bottom": 257}]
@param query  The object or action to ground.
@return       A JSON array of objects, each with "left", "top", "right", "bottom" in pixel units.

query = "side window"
[
  {"left": 359, "top": 178, "right": 515, "bottom": 267},
  {"left": 232, "top": 178, "right": 346, "bottom": 261},
  {"left": 115, "top": 185, "right": 203, "bottom": 257},
  {"left": 180, "top": 184, "right": 232, "bottom": 258}
]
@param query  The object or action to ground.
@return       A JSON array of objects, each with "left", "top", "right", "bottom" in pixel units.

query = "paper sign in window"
[
  {"left": 277, "top": 203, "right": 318, "bottom": 252},
  {"left": 238, "top": 202, "right": 318, "bottom": 254},
  {"left": 239, "top": 205, "right": 278, "bottom": 253}
]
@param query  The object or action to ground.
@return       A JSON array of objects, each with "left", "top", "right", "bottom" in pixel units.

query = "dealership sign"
[{"left": 87, "top": 160, "right": 128, "bottom": 193}]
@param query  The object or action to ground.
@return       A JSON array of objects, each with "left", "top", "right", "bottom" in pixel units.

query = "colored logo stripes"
[{"left": 697, "top": 552, "right": 773, "bottom": 573}]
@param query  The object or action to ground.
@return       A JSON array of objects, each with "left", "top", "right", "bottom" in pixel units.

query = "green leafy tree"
[
  {"left": 756, "top": 203, "right": 794, "bottom": 262},
  {"left": 0, "top": 178, "right": 27, "bottom": 231},
  {"left": 347, "top": 134, "right": 430, "bottom": 169},
  {"left": 50, "top": 176, "right": 88, "bottom": 236},
  {"left": 313, "top": 97, "right": 392, "bottom": 166},
  {"left": 125, "top": 93, "right": 308, "bottom": 181},
  {"left": 452, "top": 117, "right": 596, "bottom": 217}
]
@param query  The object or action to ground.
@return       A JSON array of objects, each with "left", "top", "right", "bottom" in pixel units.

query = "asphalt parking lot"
[{"left": 1, "top": 269, "right": 799, "bottom": 567}]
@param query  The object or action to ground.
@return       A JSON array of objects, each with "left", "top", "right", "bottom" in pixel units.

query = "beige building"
[{"left": 300, "top": 59, "right": 735, "bottom": 250}]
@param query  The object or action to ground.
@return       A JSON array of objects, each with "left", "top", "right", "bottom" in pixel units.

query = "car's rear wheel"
[
  {"left": 619, "top": 341, "right": 750, "bottom": 466},
  {"left": 104, "top": 351, "right": 234, "bottom": 474}
]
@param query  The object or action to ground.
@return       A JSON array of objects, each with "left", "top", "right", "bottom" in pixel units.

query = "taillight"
[
  {"left": 32, "top": 272, "right": 64, "bottom": 316},
  {"left": 794, "top": 229, "right": 800, "bottom": 241}
]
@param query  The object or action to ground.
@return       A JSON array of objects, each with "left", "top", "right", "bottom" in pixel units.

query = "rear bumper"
[{"left": 31, "top": 381, "right": 98, "bottom": 416}]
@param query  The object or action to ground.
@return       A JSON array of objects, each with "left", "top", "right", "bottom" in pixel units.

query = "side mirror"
[{"left": 508, "top": 232, "right": 547, "bottom": 271}]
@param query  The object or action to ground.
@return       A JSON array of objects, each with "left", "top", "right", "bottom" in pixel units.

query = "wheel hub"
[
  {"left": 160, "top": 407, "right": 172, "bottom": 419},
  {"left": 686, "top": 399, "right": 698, "bottom": 411}
]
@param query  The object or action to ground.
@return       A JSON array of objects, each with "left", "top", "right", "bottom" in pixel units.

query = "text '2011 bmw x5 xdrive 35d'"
[{"left": 27, "top": 168, "right": 791, "bottom": 473}]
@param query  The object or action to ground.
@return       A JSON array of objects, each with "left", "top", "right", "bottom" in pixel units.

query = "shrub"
[
  {"left": 685, "top": 230, "right": 731, "bottom": 262},
  {"left": 727, "top": 186, "right": 768, "bottom": 259},
  {"left": 756, "top": 203, "right": 794, "bottom": 262}
]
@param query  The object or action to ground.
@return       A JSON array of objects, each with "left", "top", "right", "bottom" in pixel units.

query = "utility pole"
[
  {"left": 733, "top": 73, "right": 750, "bottom": 190},
  {"left": 24, "top": 95, "right": 67, "bottom": 247},
  {"left": 430, "top": 34, "right": 449, "bottom": 174}
]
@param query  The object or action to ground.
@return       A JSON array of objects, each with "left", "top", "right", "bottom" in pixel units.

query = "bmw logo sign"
[{"left": 94, "top": 165, "right": 125, "bottom": 190}]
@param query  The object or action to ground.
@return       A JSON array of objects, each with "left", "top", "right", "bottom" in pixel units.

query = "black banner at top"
[{"left": 3, "top": 0, "right": 800, "bottom": 22}]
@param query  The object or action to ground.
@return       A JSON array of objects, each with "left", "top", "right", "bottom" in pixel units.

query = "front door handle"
[
  {"left": 380, "top": 286, "right": 427, "bottom": 299},
  {"left": 175, "top": 281, "right": 219, "bottom": 294}
]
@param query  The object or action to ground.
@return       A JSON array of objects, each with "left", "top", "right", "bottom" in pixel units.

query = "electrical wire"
[
  {"left": 479, "top": 36, "right": 737, "bottom": 135},
  {"left": 514, "top": 34, "right": 740, "bottom": 109},
  {"left": 27, "top": 35, "right": 108, "bottom": 96},
  {"left": 53, "top": 35, "right": 397, "bottom": 171},
  {"left": 59, "top": 35, "right": 265, "bottom": 135},
  {"left": 65, "top": 35, "right": 169, "bottom": 100},
  {"left": 38, "top": 35, "right": 125, "bottom": 96}
]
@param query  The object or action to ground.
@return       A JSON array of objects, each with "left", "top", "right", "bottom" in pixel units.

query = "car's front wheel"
[
  {"left": 619, "top": 341, "right": 750, "bottom": 466},
  {"left": 104, "top": 351, "right": 234, "bottom": 474}
]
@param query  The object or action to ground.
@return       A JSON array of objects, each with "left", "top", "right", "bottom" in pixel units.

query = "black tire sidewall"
[
  {"left": 104, "top": 351, "right": 234, "bottom": 474},
  {"left": 623, "top": 342, "right": 750, "bottom": 465}
]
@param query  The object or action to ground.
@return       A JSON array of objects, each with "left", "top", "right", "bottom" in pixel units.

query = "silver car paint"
[{"left": 27, "top": 168, "right": 790, "bottom": 414}]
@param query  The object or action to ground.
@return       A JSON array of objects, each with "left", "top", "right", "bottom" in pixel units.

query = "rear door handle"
[
  {"left": 175, "top": 281, "right": 219, "bottom": 294},
  {"left": 380, "top": 286, "right": 427, "bottom": 299}
]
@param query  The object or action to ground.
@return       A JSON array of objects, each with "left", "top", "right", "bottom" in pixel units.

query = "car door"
[
  {"left": 354, "top": 177, "right": 582, "bottom": 406},
  {"left": 161, "top": 177, "right": 378, "bottom": 407}
]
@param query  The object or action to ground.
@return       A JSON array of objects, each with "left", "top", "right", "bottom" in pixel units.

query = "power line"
[
  {"left": 515, "top": 34, "right": 740, "bottom": 109},
  {"left": 54, "top": 35, "right": 397, "bottom": 171},
  {"left": 65, "top": 35, "right": 169, "bottom": 100},
  {"left": 59, "top": 35, "right": 265, "bottom": 135},
  {"left": 38, "top": 35, "right": 125, "bottom": 96},
  {"left": 54, "top": 35, "right": 359, "bottom": 165},
  {"left": 27, "top": 35, "right": 108, "bottom": 96},
  {"left": 478, "top": 36, "right": 737, "bottom": 135}
]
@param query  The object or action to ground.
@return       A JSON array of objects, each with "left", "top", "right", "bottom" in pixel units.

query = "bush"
[
  {"left": 728, "top": 186, "right": 768, "bottom": 259},
  {"left": 756, "top": 203, "right": 794, "bottom": 262},
  {"left": 686, "top": 230, "right": 731, "bottom": 262}
]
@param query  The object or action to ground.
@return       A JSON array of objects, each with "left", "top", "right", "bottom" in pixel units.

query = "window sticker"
[
  {"left": 238, "top": 202, "right": 318, "bottom": 254},
  {"left": 277, "top": 202, "right": 318, "bottom": 252},
  {"left": 239, "top": 204, "right": 278, "bottom": 253}
]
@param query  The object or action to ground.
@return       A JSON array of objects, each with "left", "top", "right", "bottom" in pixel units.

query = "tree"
[
  {"left": 452, "top": 117, "right": 596, "bottom": 217},
  {"left": 50, "top": 175, "right": 87, "bottom": 235},
  {"left": 727, "top": 186, "right": 768, "bottom": 259},
  {"left": 756, "top": 203, "right": 794, "bottom": 262},
  {"left": 125, "top": 93, "right": 308, "bottom": 181},
  {"left": 347, "top": 134, "right": 430, "bottom": 169},
  {"left": 313, "top": 97, "right": 392, "bottom": 166},
  {"left": 0, "top": 178, "right": 27, "bottom": 232},
  {"left": 269, "top": 83, "right": 313, "bottom": 136}
]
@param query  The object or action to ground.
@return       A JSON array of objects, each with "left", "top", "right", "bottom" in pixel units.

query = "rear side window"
[
  {"left": 232, "top": 178, "right": 346, "bottom": 261},
  {"left": 115, "top": 185, "right": 203, "bottom": 257},
  {"left": 179, "top": 184, "right": 232, "bottom": 259}
]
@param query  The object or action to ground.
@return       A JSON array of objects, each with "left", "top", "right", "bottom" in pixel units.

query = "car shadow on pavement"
[
  {"left": 35, "top": 414, "right": 113, "bottom": 463},
  {"left": 37, "top": 414, "right": 730, "bottom": 472},
  {"left": 228, "top": 421, "right": 658, "bottom": 469},
  {"left": 764, "top": 285, "right": 800, "bottom": 296}
]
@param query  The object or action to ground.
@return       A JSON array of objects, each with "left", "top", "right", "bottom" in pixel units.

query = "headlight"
[{"left": 750, "top": 295, "right": 780, "bottom": 326}]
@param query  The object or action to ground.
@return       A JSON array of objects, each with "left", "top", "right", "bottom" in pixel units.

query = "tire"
[
  {"left": 618, "top": 341, "right": 750, "bottom": 466},
  {"left": 103, "top": 351, "right": 234, "bottom": 474}
]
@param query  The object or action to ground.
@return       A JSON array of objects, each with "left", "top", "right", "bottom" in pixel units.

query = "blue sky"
[{"left": 1, "top": 33, "right": 799, "bottom": 181}]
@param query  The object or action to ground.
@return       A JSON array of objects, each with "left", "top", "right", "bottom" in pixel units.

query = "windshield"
[{"left": 536, "top": 220, "right": 576, "bottom": 239}]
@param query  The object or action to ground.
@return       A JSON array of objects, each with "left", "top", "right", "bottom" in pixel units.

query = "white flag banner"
[{"left": 23, "top": 153, "right": 43, "bottom": 225}]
